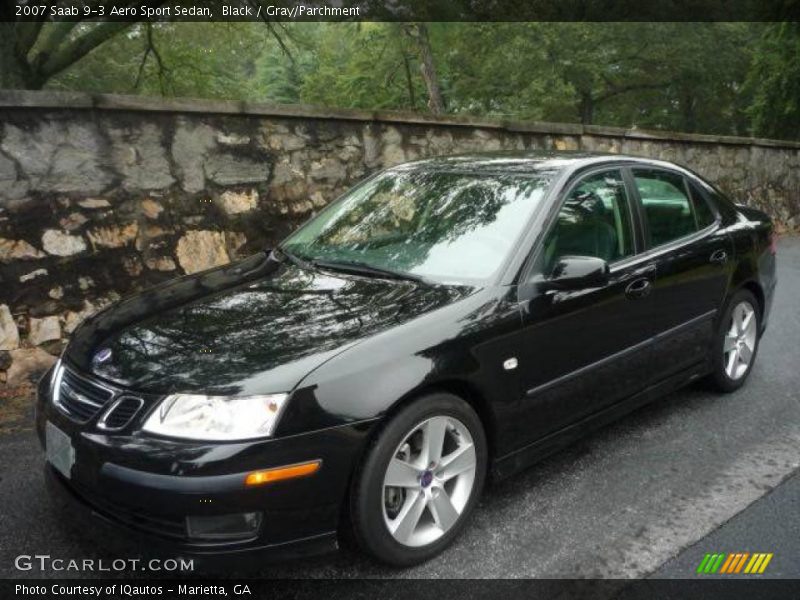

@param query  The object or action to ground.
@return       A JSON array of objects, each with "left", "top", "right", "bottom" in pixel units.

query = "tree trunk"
[
  {"left": 0, "top": 23, "right": 29, "bottom": 89},
  {"left": 402, "top": 52, "right": 417, "bottom": 110},
  {"left": 681, "top": 90, "right": 697, "bottom": 133},
  {"left": 579, "top": 91, "right": 594, "bottom": 124},
  {"left": 403, "top": 23, "right": 445, "bottom": 114}
]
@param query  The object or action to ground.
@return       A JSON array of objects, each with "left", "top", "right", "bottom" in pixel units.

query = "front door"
[{"left": 514, "top": 168, "right": 658, "bottom": 443}]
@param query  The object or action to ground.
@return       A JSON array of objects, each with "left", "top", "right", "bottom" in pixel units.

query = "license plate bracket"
[{"left": 46, "top": 421, "right": 75, "bottom": 480}]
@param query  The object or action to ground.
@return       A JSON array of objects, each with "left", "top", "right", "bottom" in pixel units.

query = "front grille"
[
  {"left": 99, "top": 397, "right": 144, "bottom": 430},
  {"left": 56, "top": 367, "right": 114, "bottom": 422}
]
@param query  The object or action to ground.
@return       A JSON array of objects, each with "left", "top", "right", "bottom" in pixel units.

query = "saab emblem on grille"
[{"left": 93, "top": 347, "right": 112, "bottom": 364}]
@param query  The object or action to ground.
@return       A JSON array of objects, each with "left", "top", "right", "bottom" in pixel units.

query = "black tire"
[
  {"left": 350, "top": 392, "right": 487, "bottom": 566},
  {"left": 707, "top": 288, "right": 761, "bottom": 393}
]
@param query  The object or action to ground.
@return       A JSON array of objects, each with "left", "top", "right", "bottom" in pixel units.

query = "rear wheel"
[
  {"left": 708, "top": 289, "right": 760, "bottom": 392},
  {"left": 351, "top": 392, "right": 487, "bottom": 566}
]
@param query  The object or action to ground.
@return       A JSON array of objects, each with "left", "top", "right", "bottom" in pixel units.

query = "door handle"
[
  {"left": 710, "top": 249, "right": 728, "bottom": 265},
  {"left": 625, "top": 277, "right": 652, "bottom": 299}
]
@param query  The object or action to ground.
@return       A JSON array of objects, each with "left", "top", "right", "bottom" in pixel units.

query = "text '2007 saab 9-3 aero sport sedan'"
[{"left": 36, "top": 152, "right": 776, "bottom": 566}]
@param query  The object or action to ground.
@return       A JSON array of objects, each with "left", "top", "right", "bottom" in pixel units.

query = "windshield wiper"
[
  {"left": 273, "top": 246, "right": 314, "bottom": 269},
  {"left": 311, "top": 259, "right": 426, "bottom": 284},
  {"left": 275, "top": 248, "right": 427, "bottom": 284}
]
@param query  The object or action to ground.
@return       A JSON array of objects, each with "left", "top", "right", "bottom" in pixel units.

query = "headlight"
[
  {"left": 142, "top": 393, "right": 289, "bottom": 441},
  {"left": 51, "top": 360, "right": 64, "bottom": 405}
]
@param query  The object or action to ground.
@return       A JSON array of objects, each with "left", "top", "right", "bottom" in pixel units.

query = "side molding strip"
[{"left": 525, "top": 309, "right": 717, "bottom": 398}]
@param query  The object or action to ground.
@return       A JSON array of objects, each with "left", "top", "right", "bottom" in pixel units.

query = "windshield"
[{"left": 281, "top": 167, "right": 555, "bottom": 284}]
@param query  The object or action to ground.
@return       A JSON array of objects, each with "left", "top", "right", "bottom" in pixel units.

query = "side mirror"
[{"left": 546, "top": 255, "right": 610, "bottom": 290}]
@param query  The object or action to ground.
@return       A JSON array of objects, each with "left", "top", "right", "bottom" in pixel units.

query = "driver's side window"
[{"left": 540, "top": 169, "right": 635, "bottom": 275}]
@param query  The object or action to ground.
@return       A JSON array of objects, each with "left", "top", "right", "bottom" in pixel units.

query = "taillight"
[{"left": 769, "top": 230, "right": 778, "bottom": 255}]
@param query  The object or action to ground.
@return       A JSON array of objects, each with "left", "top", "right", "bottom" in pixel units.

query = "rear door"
[{"left": 628, "top": 167, "right": 733, "bottom": 380}]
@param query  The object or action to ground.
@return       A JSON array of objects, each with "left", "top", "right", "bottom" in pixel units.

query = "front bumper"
[{"left": 36, "top": 367, "right": 378, "bottom": 559}]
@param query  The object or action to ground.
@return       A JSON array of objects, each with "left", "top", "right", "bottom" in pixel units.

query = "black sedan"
[{"left": 36, "top": 152, "right": 776, "bottom": 566}]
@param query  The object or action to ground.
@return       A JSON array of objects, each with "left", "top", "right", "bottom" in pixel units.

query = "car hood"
[{"left": 66, "top": 253, "right": 475, "bottom": 395}]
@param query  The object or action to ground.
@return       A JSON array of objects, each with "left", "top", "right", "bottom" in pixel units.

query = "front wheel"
[
  {"left": 708, "top": 289, "right": 761, "bottom": 393},
  {"left": 350, "top": 393, "right": 487, "bottom": 566}
]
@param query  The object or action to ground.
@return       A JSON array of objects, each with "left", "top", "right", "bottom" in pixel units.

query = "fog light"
[{"left": 186, "top": 512, "right": 262, "bottom": 540}]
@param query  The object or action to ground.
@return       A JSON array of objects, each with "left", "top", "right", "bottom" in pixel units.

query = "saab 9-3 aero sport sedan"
[{"left": 37, "top": 152, "right": 776, "bottom": 566}]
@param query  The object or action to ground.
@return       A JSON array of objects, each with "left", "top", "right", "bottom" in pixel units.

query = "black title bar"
[
  {"left": 3, "top": 0, "right": 800, "bottom": 22},
  {"left": 5, "top": 579, "right": 800, "bottom": 600}
]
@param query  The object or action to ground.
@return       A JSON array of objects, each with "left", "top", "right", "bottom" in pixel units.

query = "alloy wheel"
[
  {"left": 723, "top": 300, "right": 757, "bottom": 380},
  {"left": 382, "top": 415, "right": 477, "bottom": 547}
]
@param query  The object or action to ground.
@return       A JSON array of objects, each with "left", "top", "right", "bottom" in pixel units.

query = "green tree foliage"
[
  {"left": 439, "top": 23, "right": 760, "bottom": 133},
  {"left": 747, "top": 23, "right": 800, "bottom": 140},
  {"left": 616, "top": 23, "right": 758, "bottom": 135},
  {"left": 0, "top": 1, "right": 166, "bottom": 89},
  {"left": 1, "top": 20, "right": 796, "bottom": 140},
  {"left": 298, "top": 23, "right": 427, "bottom": 110},
  {"left": 0, "top": 19, "right": 135, "bottom": 89},
  {"left": 49, "top": 23, "right": 269, "bottom": 98}
]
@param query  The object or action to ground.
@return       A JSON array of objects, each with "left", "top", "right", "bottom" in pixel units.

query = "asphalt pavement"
[
  {"left": 653, "top": 468, "right": 800, "bottom": 578},
  {"left": 1, "top": 237, "right": 798, "bottom": 580}
]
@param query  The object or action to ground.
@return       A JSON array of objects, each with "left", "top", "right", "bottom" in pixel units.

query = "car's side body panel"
[
  {"left": 628, "top": 172, "right": 735, "bottom": 382},
  {"left": 723, "top": 204, "right": 777, "bottom": 331},
  {"left": 513, "top": 261, "right": 659, "bottom": 443},
  {"left": 491, "top": 355, "right": 711, "bottom": 480},
  {"left": 510, "top": 162, "right": 659, "bottom": 443},
  {"left": 283, "top": 288, "right": 525, "bottom": 457},
  {"left": 477, "top": 157, "right": 774, "bottom": 480}
]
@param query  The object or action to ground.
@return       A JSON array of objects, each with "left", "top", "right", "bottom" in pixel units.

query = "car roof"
[{"left": 393, "top": 151, "right": 683, "bottom": 176}]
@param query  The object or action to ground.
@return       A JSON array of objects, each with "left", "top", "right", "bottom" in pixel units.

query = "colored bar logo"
[{"left": 696, "top": 552, "right": 773, "bottom": 574}]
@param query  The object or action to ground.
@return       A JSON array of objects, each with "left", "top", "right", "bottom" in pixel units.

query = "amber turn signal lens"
[{"left": 244, "top": 460, "right": 321, "bottom": 486}]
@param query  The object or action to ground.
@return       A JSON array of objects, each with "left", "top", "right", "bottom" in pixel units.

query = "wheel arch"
[
  {"left": 740, "top": 280, "right": 765, "bottom": 319},
  {"left": 375, "top": 378, "right": 498, "bottom": 465},
  {"left": 412, "top": 379, "right": 497, "bottom": 462},
  {"left": 724, "top": 275, "right": 765, "bottom": 318},
  {"left": 726, "top": 247, "right": 765, "bottom": 320},
  {"left": 339, "top": 377, "right": 497, "bottom": 545},
  {"left": 344, "top": 378, "right": 498, "bottom": 500}
]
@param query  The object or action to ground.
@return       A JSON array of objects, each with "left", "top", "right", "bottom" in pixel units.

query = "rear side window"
[
  {"left": 688, "top": 181, "right": 717, "bottom": 228},
  {"left": 633, "top": 169, "right": 697, "bottom": 247}
]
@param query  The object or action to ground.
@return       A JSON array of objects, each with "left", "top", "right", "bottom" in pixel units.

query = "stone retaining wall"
[{"left": 1, "top": 90, "right": 799, "bottom": 385}]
